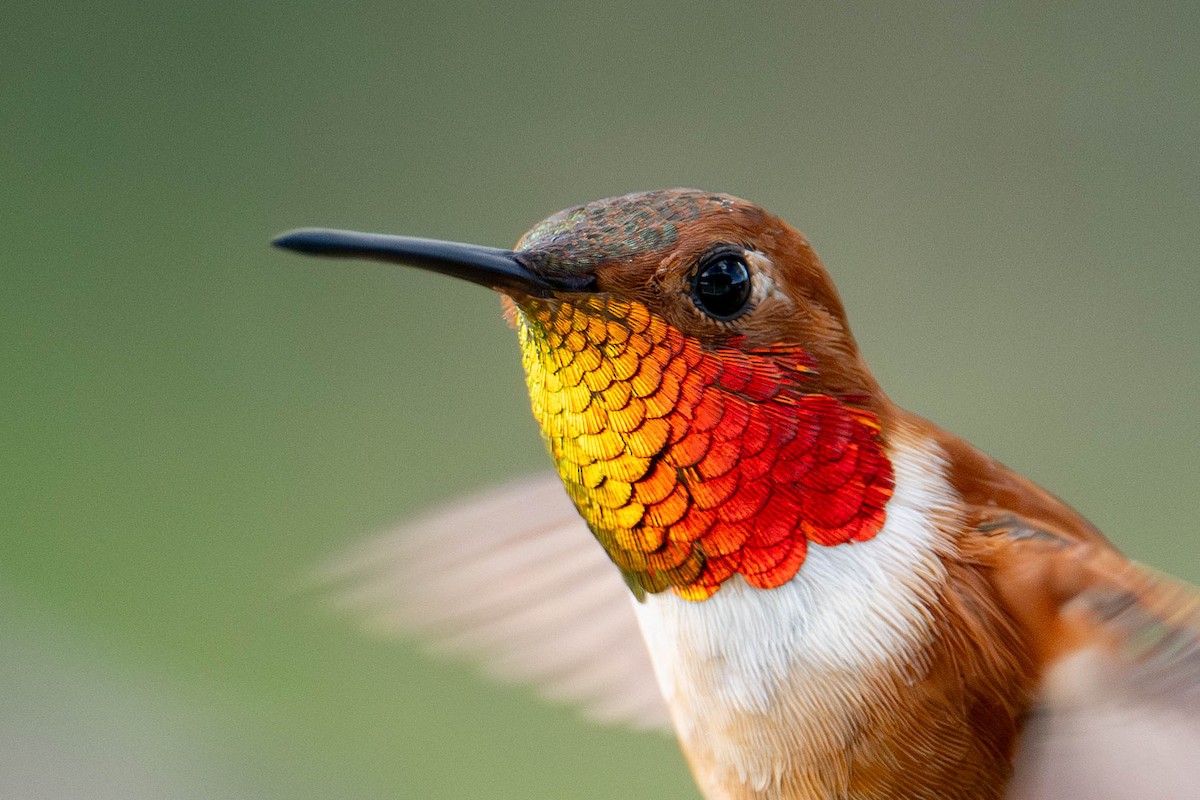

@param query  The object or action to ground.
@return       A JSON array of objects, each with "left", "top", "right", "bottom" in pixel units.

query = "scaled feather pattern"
[{"left": 517, "top": 295, "right": 893, "bottom": 599}]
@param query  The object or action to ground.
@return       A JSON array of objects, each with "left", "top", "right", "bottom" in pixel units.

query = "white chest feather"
[{"left": 631, "top": 435, "right": 957, "bottom": 793}]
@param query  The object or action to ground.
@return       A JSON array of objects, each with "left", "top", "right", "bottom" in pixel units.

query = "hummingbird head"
[
  {"left": 511, "top": 190, "right": 877, "bottom": 397},
  {"left": 275, "top": 189, "right": 894, "bottom": 600}
]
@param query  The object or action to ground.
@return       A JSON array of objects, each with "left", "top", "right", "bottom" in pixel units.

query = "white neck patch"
[{"left": 631, "top": 431, "right": 958, "bottom": 788}]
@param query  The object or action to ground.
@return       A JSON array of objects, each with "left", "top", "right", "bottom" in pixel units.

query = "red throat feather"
[{"left": 517, "top": 295, "right": 894, "bottom": 600}]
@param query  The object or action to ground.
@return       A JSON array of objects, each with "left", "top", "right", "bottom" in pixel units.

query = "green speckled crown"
[{"left": 517, "top": 189, "right": 752, "bottom": 272}]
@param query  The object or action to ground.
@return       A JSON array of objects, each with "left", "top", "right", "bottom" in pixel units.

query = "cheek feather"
[
  {"left": 744, "top": 250, "right": 792, "bottom": 308},
  {"left": 519, "top": 297, "right": 895, "bottom": 600}
]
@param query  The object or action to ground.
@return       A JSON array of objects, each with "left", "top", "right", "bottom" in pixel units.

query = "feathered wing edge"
[
  {"left": 974, "top": 516, "right": 1200, "bottom": 800},
  {"left": 311, "top": 473, "right": 672, "bottom": 731},
  {"left": 310, "top": 453, "right": 1200, "bottom": 796}
]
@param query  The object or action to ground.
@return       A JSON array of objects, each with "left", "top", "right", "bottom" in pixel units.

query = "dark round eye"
[{"left": 690, "top": 252, "right": 752, "bottom": 320}]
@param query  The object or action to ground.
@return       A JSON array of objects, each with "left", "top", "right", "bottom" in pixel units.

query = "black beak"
[{"left": 272, "top": 228, "right": 590, "bottom": 297}]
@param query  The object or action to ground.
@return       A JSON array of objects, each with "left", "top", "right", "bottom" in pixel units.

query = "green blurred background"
[{"left": 3, "top": 2, "right": 1198, "bottom": 798}]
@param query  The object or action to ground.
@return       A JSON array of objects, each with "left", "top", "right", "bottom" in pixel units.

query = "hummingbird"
[{"left": 275, "top": 190, "right": 1200, "bottom": 799}]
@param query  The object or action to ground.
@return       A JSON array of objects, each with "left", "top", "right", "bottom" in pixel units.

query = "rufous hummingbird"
[{"left": 275, "top": 190, "right": 1200, "bottom": 800}]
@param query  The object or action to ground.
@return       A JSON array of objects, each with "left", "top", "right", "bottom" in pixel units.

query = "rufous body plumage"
[{"left": 277, "top": 190, "right": 1200, "bottom": 799}]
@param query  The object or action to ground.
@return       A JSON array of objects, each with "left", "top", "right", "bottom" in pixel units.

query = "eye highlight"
[{"left": 690, "top": 249, "right": 752, "bottom": 320}]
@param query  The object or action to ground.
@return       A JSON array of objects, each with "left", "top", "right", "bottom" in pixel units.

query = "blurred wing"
[
  {"left": 314, "top": 473, "right": 671, "bottom": 731},
  {"left": 998, "top": 533, "right": 1200, "bottom": 799}
]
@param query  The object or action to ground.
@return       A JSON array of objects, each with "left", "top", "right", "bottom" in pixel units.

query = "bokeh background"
[{"left": 4, "top": 2, "right": 1198, "bottom": 798}]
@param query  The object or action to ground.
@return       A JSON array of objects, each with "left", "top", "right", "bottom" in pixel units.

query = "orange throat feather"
[{"left": 515, "top": 294, "right": 895, "bottom": 600}]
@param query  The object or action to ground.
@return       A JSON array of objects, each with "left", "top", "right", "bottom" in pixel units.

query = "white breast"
[{"left": 631, "top": 431, "right": 958, "bottom": 793}]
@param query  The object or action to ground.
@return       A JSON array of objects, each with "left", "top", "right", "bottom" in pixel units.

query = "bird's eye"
[{"left": 690, "top": 250, "right": 752, "bottom": 320}]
